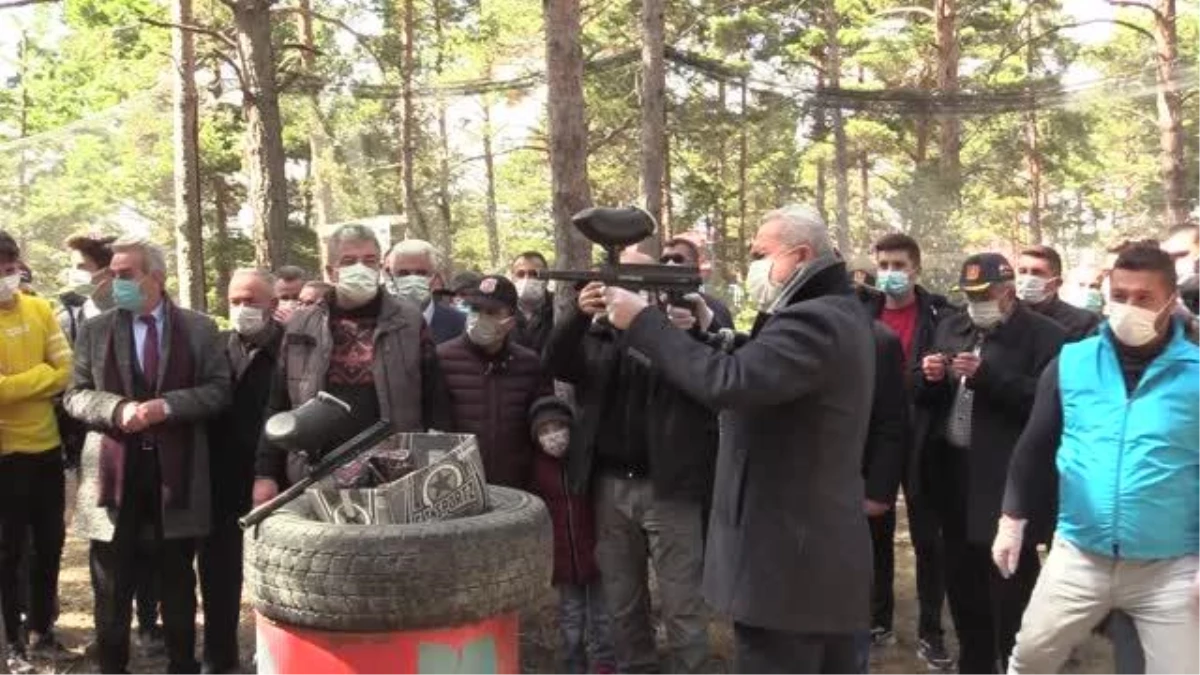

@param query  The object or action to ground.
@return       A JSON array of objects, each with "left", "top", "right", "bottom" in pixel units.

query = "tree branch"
[
  {"left": 1107, "top": 0, "right": 1165, "bottom": 23},
  {"left": 138, "top": 15, "right": 237, "bottom": 50},
  {"left": 0, "top": 0, "right": 58, "bottom": 9},
  {"left": 272, "top": 6, "right": 385, "bottom": 72},
  {"left": 982, "top": 19, "right": 1156, "bottom": 81}
]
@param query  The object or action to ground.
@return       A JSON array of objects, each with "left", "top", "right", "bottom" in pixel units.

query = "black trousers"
[
  {"left": 733, "top": 622, "right": 859, "bottom": 674},
  {"left": 867, "top": 510, "right": 895, "bottom": 632},
  {"left": 932, "top": 442, "right": 1039, "bottom": 674},
  {"left": 905, "top": 487, "right": 947, "bottom": 641},
  {"left": 0, "top": 449, "right": 65, "bottom": 644},
  {"left": 197, "top": 517, "right": 243, "bottom": 672}
]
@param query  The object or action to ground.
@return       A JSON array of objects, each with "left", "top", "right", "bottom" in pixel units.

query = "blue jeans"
[{"left": 558, "top": 580, "right": 616, "bottom": 673}]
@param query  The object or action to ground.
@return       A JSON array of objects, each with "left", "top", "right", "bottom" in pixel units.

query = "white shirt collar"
[{"left": 422, "top": 301, "right": 434, "bottom": 325}]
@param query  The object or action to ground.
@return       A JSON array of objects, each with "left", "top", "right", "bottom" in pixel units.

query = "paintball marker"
[
  {"left": 240, "top": 392, "right": 394, "bottom": 529},
  {"left": 542, "top": 206, "right": 702, "bottom": 307}
]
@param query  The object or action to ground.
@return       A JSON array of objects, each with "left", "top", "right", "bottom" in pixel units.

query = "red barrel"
[{"left": 255, "top": 611, "right": 520, "bottom": 674}]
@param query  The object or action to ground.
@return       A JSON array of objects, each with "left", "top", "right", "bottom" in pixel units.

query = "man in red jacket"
[{"left": 531, "top": 397, "right": 616, "bottom": 674}]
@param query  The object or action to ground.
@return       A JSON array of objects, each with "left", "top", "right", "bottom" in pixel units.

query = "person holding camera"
[{"left": 544, "top": 249, "right": 716, "bottom": 674}]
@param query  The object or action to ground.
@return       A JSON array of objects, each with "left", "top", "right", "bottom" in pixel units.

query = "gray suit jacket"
[
  {"left": 64, "top": 304, "right": 230, "bottom": 542},
  {"left": 623, "top": 256, "right": 875, "bottom": 634}
]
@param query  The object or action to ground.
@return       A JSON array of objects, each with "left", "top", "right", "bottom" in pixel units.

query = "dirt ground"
[{"left": 30, "top": 503, "right": 1115, "bottom": 674}]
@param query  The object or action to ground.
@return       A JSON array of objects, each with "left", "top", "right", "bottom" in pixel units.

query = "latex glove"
[
  {"left": 921, "top": 354, "right": 947, "bottom": 383},
  {"left": 603, "top": 286, "right": 649, "bottom": 330},
  {"left": 992, "top": 515, "right": 1027, "bottom": 579},
  {"left": 117, "top": 401, "right": 148, "bottom": 434},
  {"left": 683, "top": 293, "right": 714, "bottom": 332}
]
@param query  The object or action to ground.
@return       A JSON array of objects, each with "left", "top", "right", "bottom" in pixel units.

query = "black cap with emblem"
[{"left": 463, "top": 274, "right": 518, "bottom": 313}]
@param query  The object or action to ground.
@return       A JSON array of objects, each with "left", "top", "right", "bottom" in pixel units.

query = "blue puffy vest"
[{"left": 1056, "top": 319, "right": 1199, "bottom": 559}]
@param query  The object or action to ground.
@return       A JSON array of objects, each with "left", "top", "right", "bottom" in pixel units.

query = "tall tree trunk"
[
  {"left": 172, "top": 0, "right": 204, "bottom": 310},
  {"left": 15, "top": 33, "right": 30, "bottom": 253},
  {"left": 662, "top": 106, "right": 673, "bottom": 238},
  {"left": 737, "top": 76, "right": 749, "bottom": 275},
  {"left": 638, "top": 0, "right": 666, "bottom": 253},
  {"left": 824, "top": 1, "right": 850, "bottom": 254},
  {"left": 482, "top": 101, "right": 500, "bottom": 271},
  {"left": 234, "top": 0, "right": 288, "bottom": 270},
  {"left": 713, "top": 79, "right": 729, "bottom": 282},
  {"left": 813, "top": 73, "right": 828, "bottom": 225},
  {"left": 211, "top": 175, "right": 232, "bottom": 316},
  {"left": 1153, "top": 0, "right": 1186, "bottom": 228},
  {"left": 857, "top": 66, "right": 869, "bottom": 240},
  {"left": 433, "top": 0, "right": 454, "bottom": 259},
  {"left": 1025, "top": 6, "right": 1043, "bottom": 244},
  {"left": 935, "top": 0, "right": 961, "bottom": 201},
  {"left": 297, "top": 0, "right": 335, "bottom": 233},
  {"left": 400, "top": 0, "right": 427, "bottom": 240},
  {"left": 544, "top": 0, "right": 593, "bottom": 314}
]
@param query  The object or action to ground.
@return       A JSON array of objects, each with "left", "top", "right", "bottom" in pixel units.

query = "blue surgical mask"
[
  {"left": 112, "top": 278, "right": 145, "bottom": 313},
  {"left": 875, "top": 270, "right": 911, "bottom": 298}
]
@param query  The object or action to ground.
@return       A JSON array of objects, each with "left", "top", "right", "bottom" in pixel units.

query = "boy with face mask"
[
  {"left": 914, "top": 252, "right": 1065, "bottom": 674},
  {"left": 529, "top": 396, "right": 616, "bottom": 674},
  {"left": 997, "top": 243, "right": 1198, "bottom": 674},
  {"left": 436, "top": 275, "right": 550, "bottom": 491}
]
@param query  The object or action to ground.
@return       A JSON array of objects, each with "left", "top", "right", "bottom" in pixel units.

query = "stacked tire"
[{"left": 245, "top": 485, "right": 552, "bottom": 632}]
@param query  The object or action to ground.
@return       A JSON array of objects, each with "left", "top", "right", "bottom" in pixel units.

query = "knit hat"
[{"left": 530, "top": 396, "right": 573, "bottom": 434}]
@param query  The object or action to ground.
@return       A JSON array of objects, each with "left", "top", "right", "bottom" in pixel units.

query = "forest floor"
[{"left": 29, "top": 501, "right": 1114, "bottom": 674}]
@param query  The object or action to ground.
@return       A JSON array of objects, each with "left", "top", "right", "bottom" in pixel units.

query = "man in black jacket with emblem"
[
  {"left": 915, "top": 253, "right": 1064, "bottom": 674},
  {"left": 605, "top": 205, "right": 875, "bottom": 673}
]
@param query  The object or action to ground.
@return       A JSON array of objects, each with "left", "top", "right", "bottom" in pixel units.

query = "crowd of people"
[{"left": 0, "top": 206, "right": 1194, "bottom": 675}]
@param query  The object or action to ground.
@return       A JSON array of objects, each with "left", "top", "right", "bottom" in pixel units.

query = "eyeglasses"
[{"left": 659, "top": 254, "right": 688, "bottom": 265}]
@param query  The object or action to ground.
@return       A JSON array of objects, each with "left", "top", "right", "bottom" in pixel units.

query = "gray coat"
[
  {"left": 622, "top": 256, "right": 875, "bottom": 634},
  {"left": 64, "top": 305, "right": 230, "bottom": 542}
]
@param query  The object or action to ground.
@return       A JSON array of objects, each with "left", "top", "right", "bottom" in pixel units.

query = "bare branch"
[
  {"left": 982, "top": 18, "right": 1156, "bottom": 80},
  {"left": 1107, "top": 0, "right": 1166, "bottom": 22},
  {"left": 139, "top": 15, "right": 238, "bottom": 50},
  {"left": 278, "top": 42, "right": 322, "bottom": 57},
  {"left": 272, "top": 6, "right": 386, "bottom": 71},
  {"left": 0, "top": 0, "right": 57, "bottom": 8},
  {"left": 206, "top": 48, "right": 247, "bottom": 91},
  {"left": 588, "top": 119, "right": 635, "bottom": 153}
]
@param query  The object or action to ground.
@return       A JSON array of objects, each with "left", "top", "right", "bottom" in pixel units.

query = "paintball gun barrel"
[{"left": 542, "top": 206, "right": 702, "bottom": 302}]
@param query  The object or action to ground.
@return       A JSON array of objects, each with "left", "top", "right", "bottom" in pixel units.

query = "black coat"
[
  {"left": 513, "top": 295, "right": 555, "bottom": 354},
  {"left": 913, "top": 305, "right": 1065, "bottom": 544},
  {"left": 209, "top": 323, "right": 283, "bottom": 520},
  {"left": 622, "top": 257, "right": 875, "bottom": 634},
  {"left": 1028, "top": 295, "right": 1101, "bottom": 343},
  {"left": 543, "top": 306, "right": 718, "bottom": 503},
  {"left": 429, "top": 302, "right": 466, "bottom": 344},
  {"left": 863, "top": 321, "right": 910, "bottom": 505}
]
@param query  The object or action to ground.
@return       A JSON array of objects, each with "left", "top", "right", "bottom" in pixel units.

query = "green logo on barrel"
[{"left": 418, "top": 636, "right": 498, "bottom": 674}]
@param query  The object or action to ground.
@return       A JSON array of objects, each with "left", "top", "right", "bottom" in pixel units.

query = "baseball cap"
[
  {"left": 463, "top": 274, "right": 518, "bottom": 313},
  {"left": 954, "top": 253, "right": 1015, "bottom": 292}
]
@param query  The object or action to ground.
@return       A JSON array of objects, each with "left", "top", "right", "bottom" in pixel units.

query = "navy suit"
[{"left": 429, "top": 303, "right": 466, "bottom": 344}]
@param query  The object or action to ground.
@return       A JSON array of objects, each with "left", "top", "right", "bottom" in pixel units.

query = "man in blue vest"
[{"left": 994, "top": 243, "right": 1199, "bottom": 674}]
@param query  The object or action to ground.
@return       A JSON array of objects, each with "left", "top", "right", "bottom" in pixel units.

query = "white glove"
[
  {"left": 683, "top": 293, "right": 714, "bottom": 332},
  {"left": 992, "top": 515, "right": 1027, "bottom": 579},
  {"left": 666, "top": 305, "right": 698, "bottom": 331}
]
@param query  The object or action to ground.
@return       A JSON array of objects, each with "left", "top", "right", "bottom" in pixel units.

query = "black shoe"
[
  {"left": 134, "top": 625, "right": 165, "bottom": 659},
  {"left": 917, "top": 636, "right": 955, "bottom": 672},
  {"left": 5, "top": 644, "right": 36, "bottom": 675},
  {"left": 870, "top": 626, "right": 897, "bottom": 648}
]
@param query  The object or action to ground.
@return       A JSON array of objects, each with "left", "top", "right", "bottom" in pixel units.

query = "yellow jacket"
[{"left": 0, "top": 293, "right": 73, "bottom": 453}]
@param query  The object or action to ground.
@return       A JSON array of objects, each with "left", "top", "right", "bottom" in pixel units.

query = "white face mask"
[
  {"left": 336, "top": 263, "right": 379, "bottom": 306},
  {"left": 1106, "top": 300, "right": 1169, "bottom": 347},
  {"left": 0, "top": 274, "right": 20, "bottom": 303},
  {"left": 230, "top": 304, "right": 266, "bottom": 336},
  {"left": 466, "top": 311, "right": 508, "bottom": 347},
  {"left": 746, "top": 257, "right": 781, "bottom": 310},
  {"left": 515, "top": 278, "right": 546, "bottom": 307},
  {"left": 968, "top": 299, "right": 1004, "bottom": 329},
  {"left": 538, "top": 427, "right": 570, "bottom": 458},
  {"left": 387, "top": 274, "right": 432, "bottom": 307},
  {"left": 1015, "top": 275, "right": 1053, "bottom": 305}
]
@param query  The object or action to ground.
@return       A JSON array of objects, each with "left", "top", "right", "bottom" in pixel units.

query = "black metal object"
[
  {"left": 542, "top": 206, "right": 702, "bottom": 301},
  {"left": 240, "top": 419, "right": 394, "bottom": 529}
]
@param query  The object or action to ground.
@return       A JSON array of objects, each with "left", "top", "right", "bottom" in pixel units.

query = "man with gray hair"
[
  {"left": 199, "top": 268, "right": 283, "bottom": 673},
  {"left": 63, "top": 235, "right": 230, "bottom": 674},
  {"left": 253, "top": 225, "right": 454, "bottom": 504},
  {"left": 384, "top": 239, "right": 465, "bottom": 344},
  {"left": 603, "top": 205, "right": 876, "bottom": 671},
  {"left": 914, "top": 252, "right": 1064, "bottom": 673}
]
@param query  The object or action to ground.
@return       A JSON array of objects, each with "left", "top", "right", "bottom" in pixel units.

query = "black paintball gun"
[
  {"left": 542, "top": 206, "right": 702, "bottom": 307},
  {"left": 239, "top": 392, "right": 394, "bottom": 529}
]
